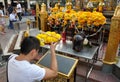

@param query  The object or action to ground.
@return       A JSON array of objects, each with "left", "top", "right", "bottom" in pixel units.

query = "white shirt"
[
  {"left": 0, "top": 10, "right": 4, "bottom": 16},
  {"left": 8, "top": 54, "right": 45, "bottom": 82},
  {"left": 9, "top": 13, "right": 17, "bottom": 21},
  {"left": 16, "top": 3, "right": 22, "bottom": 13},
  {"left": 0, "top": 10, "right": 5, "bottom": 25}
]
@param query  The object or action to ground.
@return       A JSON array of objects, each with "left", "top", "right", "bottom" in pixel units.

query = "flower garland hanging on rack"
[{"left": 47, "top": 10, "right": 106, "bottom": 32}]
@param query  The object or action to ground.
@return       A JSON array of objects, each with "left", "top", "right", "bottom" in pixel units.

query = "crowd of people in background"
[
  {"left": 0, "top": 1, "right": 22, "bottom": 33},
  {"left": 6, "top": 1, "right": 34, "bottom": 17},
  {"left": 0, "top": 1, "right": 35, "bottom": 35},
  {"left": 0, "top": 0, "right": 57, "bottom": 35}
]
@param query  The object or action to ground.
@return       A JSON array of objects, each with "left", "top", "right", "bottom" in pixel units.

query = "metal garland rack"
[{"left": 75, "top": 24, "right": 104, "bottom": 46}]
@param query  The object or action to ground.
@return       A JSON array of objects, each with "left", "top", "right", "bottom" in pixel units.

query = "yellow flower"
[
  {"left": 48, "top": 9, "right": 106, "bottom": 28},
  {"left": 36, "top": 31, "right": 61, "bottom": 44},
  {"left": 55, "top": 34, "right": 61, "bottom": 40}
]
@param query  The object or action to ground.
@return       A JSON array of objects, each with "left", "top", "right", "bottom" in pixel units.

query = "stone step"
[
  {"left": 113, "top": 57, "right": 120, "bottom": 80},
  {"left": 78, "top": 58, "right": 103, "bottom": 71},
  {"left": 112, "top": 64, "right": 120, "bottom": 80},
  {"left": 89, "top": 69, "right": 120, "bottom": 82},
  {"left": 76, "top": 62, "right": 120, "bottom": 82}
]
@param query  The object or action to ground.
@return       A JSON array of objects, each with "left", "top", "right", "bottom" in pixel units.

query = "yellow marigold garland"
[{"left": 48, "top": 10, "right": 106, "bottom": 28}]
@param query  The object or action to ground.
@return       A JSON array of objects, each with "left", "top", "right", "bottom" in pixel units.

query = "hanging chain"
[{"left": 86, "top": 26, "right": 103, "bottom": 38}]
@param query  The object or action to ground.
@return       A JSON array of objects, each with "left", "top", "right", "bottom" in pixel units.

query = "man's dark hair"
[{"left": 20, "top": 36, "right": 40, "bottom": 55}]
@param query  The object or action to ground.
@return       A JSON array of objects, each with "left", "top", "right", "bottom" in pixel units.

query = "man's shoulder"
[{"left": 9, "top": 54, "right": 18, "bottom": 60}]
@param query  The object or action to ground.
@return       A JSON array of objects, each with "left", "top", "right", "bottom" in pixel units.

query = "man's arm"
[{"left": 43, "top": 42, "right": 58, "bottom": 80}]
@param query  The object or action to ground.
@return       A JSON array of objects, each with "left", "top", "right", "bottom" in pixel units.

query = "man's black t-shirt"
[{"left": 7, "top": 6, "right": 13, "bottom": 14}]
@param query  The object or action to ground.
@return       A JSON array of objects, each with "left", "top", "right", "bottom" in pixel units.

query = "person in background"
[
  {"left": 16, "top": 1, "right": 22, "bottom": 21},
  {"left": 22, "top": 6, "right": 25, "bottom": 16},
  {"left": 8, "top": 36, "right": 58, "bottom": 82},
  {"left": 9, "top": 9, "right": 18, "bottom": 29},
  {"left": 0, "top": 6, "right": 4, "bottom": 17},
  {"left": 7, "top": 3, "right": 13, "bottom": 16},
  {"left": 0, "top": 6, "right": 6, "bottom": 35}
]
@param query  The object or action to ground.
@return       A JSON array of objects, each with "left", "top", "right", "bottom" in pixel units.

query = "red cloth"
[{"left": 31, "top": 10, "right": 35, "bottom": 15}]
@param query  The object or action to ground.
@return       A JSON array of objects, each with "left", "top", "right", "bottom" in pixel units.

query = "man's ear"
[{"left": 29, "top": 49, "right": 36, "bottom": 57}]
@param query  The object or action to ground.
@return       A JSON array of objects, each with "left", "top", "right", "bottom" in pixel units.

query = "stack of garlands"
[
  {"left": 77, "top": 11, "right": 106, "bottom": 28},
  {"left": 47, "top": 10, "right": 106, "bottom": 29},
  {"left": 36, "top": 31, "right": 61, "bottom": 46}
]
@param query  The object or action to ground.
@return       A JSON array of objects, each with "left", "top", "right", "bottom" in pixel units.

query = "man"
[
  {"left": 16, "top": 1, "right": 22, "bottom": 21},
  {"left": 8, "top": 36, "right": 58, "bottom": 82},
  {"left": 0, "top": 6, "right": 6, "bottom": 34},
  {"left": 0, "top": 6, "right": 4, "bottom": 17},
  {"left": 9, "top": 9, "right": 17, "bottom": 29},
  {"left": 7, "top": 3, "right": 13, "bottom": 15}
]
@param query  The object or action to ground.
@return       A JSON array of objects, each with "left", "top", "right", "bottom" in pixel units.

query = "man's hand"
[{"left": 50, "top": 42, "right": 58, "bottom": 53}]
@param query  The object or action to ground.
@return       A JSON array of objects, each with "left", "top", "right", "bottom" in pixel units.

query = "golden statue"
[
  {"left": 66, "top": 0, "right": 72, "bottom": 3},
  {"left": 75, "top": 0, "right": 80, "bottom": 10},
  {"left": 40, "top": 3, "right": 48, "bottom": 32},
  {"left": 41, "top": 3, "right": 46, "bottom": 13},
  {"left": 98, "top": 0, "right": 105, "bottom": 12},
  {"left": 66, "top": 1, "right": 72, "bottom": 10}
]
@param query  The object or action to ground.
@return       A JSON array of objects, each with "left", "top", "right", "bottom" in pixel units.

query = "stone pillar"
[
  {"left": 103, "top": 17, "right": 120, "bottom": 64},
  {"left": 27, "top": 0, "right": 30, "bottom": 9},
  {"left": 103, "top": 5, "right": 120, "bottom": 64},
  {"left": 36, "top": 3, "right": 39, "bottom": 28},
  {"left": 40, "top": 3, "right": 48, "bottom": 32}
]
